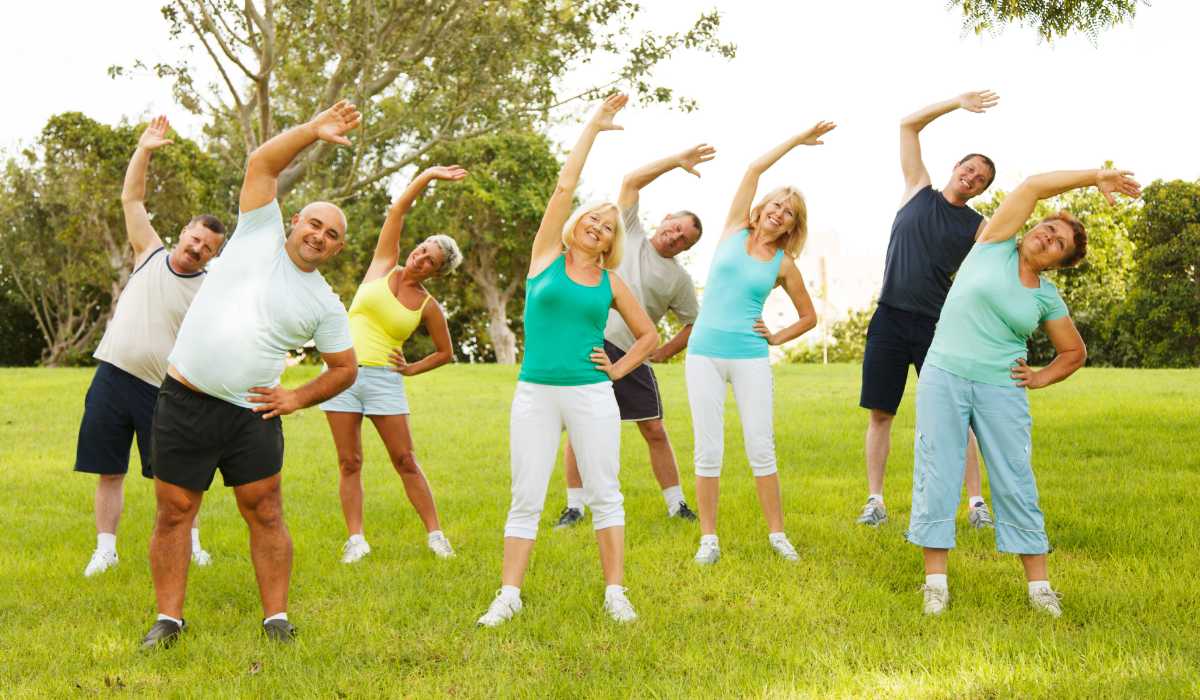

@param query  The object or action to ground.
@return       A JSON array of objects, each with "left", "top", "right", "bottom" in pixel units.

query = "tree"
[
  {"left": 949, "top": 0, "right": 1145, "bottom": 41},
  {"left": 0, "top": 113, "right": 235, "bottom": 365},
  {"left": 785, "top": 301, "right": 875, "bottom": 364},
  {"left": 117, "top": 1, "right": 734, "bottom": 203}
]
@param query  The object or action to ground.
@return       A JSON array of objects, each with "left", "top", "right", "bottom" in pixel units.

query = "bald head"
[
  {"left": 285, "top": 200, "right": 349, "bottom": 271},
  {"left": 298, "top": 201, "right": 348, "bottom": 235}
]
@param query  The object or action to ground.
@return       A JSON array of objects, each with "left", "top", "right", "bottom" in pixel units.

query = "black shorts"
[
  {"left": 605, "top": 340, "right": 663, "bottom": 422},
  {"left": 860, "top": 303, "right": 939, "bottom": 415},
  {"left": 150, "top": 375, "right": 284, "bottom": 492},
  {"left": 74, "top": 361, "right": 159, "bottom": 477}
]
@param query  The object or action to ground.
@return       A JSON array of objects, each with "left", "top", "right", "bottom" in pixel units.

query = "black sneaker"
[
  {"left": 553, "top": 507, "right": 585, "bottom": 529},
  {"left": 263, "top": 618, "right": 296, "bottom": 643},
  {"left": 140, "top": 619, "right": 185, "bottom": 651},
  {"left": 672, "top": 502, "right": 699, "bottom": 521}
]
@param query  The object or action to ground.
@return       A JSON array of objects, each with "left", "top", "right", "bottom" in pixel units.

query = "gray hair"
[{"left": 425, "top": 234, "right": 463, "bottom": 274}]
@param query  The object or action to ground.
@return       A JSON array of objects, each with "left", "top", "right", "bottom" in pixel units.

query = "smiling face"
[
  {"left": 650, "top": 213, "right": 701, "bottom": 258},
  {"left": 169, "top": 219, "right": 224, "bottom": 274},
  {"left": 1020, "top": 217, "right": 1079, "bottom": 271},
  {"left": 945, "top": 155, "right": 994, "bottom": 202},
  {"left": 571, "top": 206, "right": 619, "bottom": 258},
  {"left": 286, "top": 201, "right": 347, "bottom": 270},
  {"left": 404, "top": 239, "right": 448, "bottom": 279},
  {"left": 757, "top": 197, "right": 798, "bottom": 238}
]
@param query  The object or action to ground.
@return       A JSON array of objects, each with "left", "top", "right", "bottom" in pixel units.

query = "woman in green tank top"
[
  {"left": 320, "top": 165, "right": 467, "bottom": 564},
  {"left": 477, "top": 94, "right": 658, "bottom": 628}
]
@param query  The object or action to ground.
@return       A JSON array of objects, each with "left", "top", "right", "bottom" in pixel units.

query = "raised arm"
[
  {"left": 899, "top": 90, "right": 998, "bottom": 204},
  {"left": 617, "top": 143, "right": 716, "bottom": 210},
  {"left": 724, "top": 121, "right": 835, "bottom": 236},
  {"left": 753, "top": 258, "right": 817, "bottom": 346},
  {"left": 364, "top": 165, "right": 467, "bottom": 282},
  {"left": 590, "top": 274, "right": 657, "bottom": 380},
  {"left": 529, "top": 93, "right": 628, "bottom": 274},
  {"left": 121, "top": 116, "right": 174, "bottom": 263},
  {"left": 239, "top": 100, "right": 361, "bottom": 212},
  {"left": 1010, "top": 316, "right": 1087, "bottom": 389},
  {"left": 979, "top": 168, "right": 1142, "bottom": 244}
]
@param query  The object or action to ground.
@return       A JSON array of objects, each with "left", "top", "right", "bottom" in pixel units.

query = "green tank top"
[
  {"left": 347, "top": 268, "right": 429, "bottom": 366},
  {"left": 519, "top": 254, "right": 612, "bottom": 385}
]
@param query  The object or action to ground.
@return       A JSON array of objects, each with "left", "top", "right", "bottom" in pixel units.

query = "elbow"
[
  {"left": 434, "top": 350, "right": 453, "bottom": 368},
  {"left": 338, "top": 364, "right": 359, "bottom": 392},
  {"left": 554, "top": 180, "right": 578, "bottom": 197},
  {"left": 1075, "top": 343, "right": 1088, "bottom": 369}
]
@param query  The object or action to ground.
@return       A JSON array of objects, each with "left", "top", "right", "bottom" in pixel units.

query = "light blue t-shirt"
[
  {"left": 689, "top": 229, "right": 784, "bottom": 359},
  {"left": 169, "top": 201, "right": 353, "bottom": 408},
  {"left": 926, "top": 238, "right": 1069, "bottom": 387}
]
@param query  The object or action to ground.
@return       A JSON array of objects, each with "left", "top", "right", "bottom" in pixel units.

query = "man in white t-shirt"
[
  {"left": 140, "top": 101, "right": 361, "bottom": 650},
  {"left": 555, "top": 144, "right": 714, "bottom": 527},
  {"left": 75, "top": 115, "right": 225, "bottom": 578}
]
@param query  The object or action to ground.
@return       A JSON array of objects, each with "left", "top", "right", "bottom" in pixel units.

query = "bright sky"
[{"left": 5, "top": 1, "right": 1198, "bottom": 320}]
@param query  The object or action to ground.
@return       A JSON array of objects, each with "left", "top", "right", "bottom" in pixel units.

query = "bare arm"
[
  {"left": 724, "top": 121, "right": 836, "bottom": 236},
  {"left": 618, "top": 144, "right": 716, "bottom": 210},
  {"left": 122, "top": 116, "right": 174, "bottom": 263},
  {"left": 530, "top": 94, "right": 628, "bottom": 275},
  {"left": 247, "top": 348, "right": 358, "bottom": 419},
  {"left": 899, "top": 90, "right": 998, "bottom": 205},
  {"left": 388, "top": 300, "right": 454, "bottom": 376},
  {"left": 1010, "top": 316, "right": 1087, "bottom": 389},
  {"left": 591, "top": 274, "right": 657, "bottom": 380},
  {"left": 240, "top": 100, "right": 362, "bottom": 213},
  {"left": 979, "top": 168, "right": 1142, "bottom": 244},
  {"left": 753, "top": 257, "right": 818, "bottom": 345},
  {"left": 650, "top": 323, "right": 692, "bottom": 363},
  {"left": 364, "top": 165, "right": 468, "bottom": 283}
]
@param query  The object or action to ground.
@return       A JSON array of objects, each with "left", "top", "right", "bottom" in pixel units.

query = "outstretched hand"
[
  {"left": 423, "top": 165, "right": 468, "bottom": 182},
  {"left": 958, "top": 90, "right": 1000, "bottom": 113},
  {"left": 138, "top": 115, "right": 175, "bottom": 152},
  {"left": 678, "top": 143, "right": 717, "bottom": 177},
  {"left": 312, "top": 100, "right": 362, "bottom": 146},
  {"left": 1096, "top": 169, "right": 1142, "bottom": 205},
  {"left": 589, "top": 93, "right": 629, "bottom": 132},
  {"left": 796, "top": 121, "right": 837, "bottom": 146}
]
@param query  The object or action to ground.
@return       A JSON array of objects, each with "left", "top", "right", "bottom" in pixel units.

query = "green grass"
[{"left": 1, "top": 364, "right": 1198, "bottom": 698}]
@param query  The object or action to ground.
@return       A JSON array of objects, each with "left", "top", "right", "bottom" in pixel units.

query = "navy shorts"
[
  {"left": 74, "top": 361, "right": 159, "bottom": 477},
  {"left": 605, "top": 341, "right": 663, "bottom": 422},
  {"left": 860, "top": 303, "right": 938, "bottom": 415},
  {"left": 150, "top": 376, "right": 284, "bottom": 492}
]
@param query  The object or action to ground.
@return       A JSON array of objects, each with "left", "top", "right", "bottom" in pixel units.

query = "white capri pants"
[
  {"left": 685, "top": 354, "right": 776, "bottom": 478},
  {"left": 504, "top": 381, "right": 624, "bottom": 539}
]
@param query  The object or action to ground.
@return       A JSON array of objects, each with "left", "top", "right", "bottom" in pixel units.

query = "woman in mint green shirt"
[{"left": 908, "top": 168, "right": 1141, "bottom": 619}]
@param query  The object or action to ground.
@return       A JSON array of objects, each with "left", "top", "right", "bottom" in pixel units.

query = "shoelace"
[
  {"left": 772, "top": 539, "right": 798, "bottom": 557},
  {"left": 860, "top": 502, "right": 882, "bottom": 518}
]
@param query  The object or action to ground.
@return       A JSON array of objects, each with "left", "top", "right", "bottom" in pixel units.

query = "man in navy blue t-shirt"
[{"left": 857, "top": 90, "right": 999, "bottom": 528}]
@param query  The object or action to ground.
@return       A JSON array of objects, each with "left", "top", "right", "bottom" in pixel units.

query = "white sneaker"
[
  {"left": 1029, "top": 588, "right": 1063, "bottom": 618},
  {"left": 922, "top": 585, "right": 950, "bottom": 615},
  {"left": 476, "top": 590, "right": 522, "bottom": 627},
  {"left": 427, "top": 532, "right": 455, "bottom": 559},
  {"left": 191, "top": 548, "right": 212, "bottom": 566},
  {"left": 769, "top": 535, "right": 800, "bottom": 561},
  {"left": 603, "top": 587, "right": 638, "bottom": 623},
  {"left": 694, "top": 538, "right": 720, "bottom": 565},
  {"left": 84, "top": 548, "right": 118, "bottom": 577},
  {"left": 340, "top": 537, "right": 371, "bottom": 564}
]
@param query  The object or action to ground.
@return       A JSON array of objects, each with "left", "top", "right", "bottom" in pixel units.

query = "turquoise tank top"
[
  {"left": 689, "top": 229, "right": 784, "bottom": 359},
  {"left": 519, "top": 254, "right": 613, "bottom": 385}
]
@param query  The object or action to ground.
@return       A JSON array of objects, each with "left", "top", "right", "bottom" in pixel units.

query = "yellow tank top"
[{"left": 348, "top": 268, "right": 430, "bottom": 366}]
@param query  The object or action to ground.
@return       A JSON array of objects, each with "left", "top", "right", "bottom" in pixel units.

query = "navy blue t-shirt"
[{"left": 878, "top": 186, "right": 983, "bottom": 319}]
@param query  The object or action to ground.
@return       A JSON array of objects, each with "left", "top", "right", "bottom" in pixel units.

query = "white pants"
[
  {"left": 505, "top": 381, "right": 624, "bottom": 539},
  {"left": 685, "top": 354, "right": 776, "bottom": 478}
]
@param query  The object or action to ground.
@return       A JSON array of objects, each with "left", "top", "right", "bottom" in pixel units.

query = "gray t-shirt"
[
  {"left": 604, "top": 201, "right": 699, "bottom": 352},
  {"left": 93, "top": 247, "right": 205, "bottom": 387}
]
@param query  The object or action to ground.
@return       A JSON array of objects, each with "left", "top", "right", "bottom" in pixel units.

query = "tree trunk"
[
  {"left": 465, "top": 246, "right": 519, "bottom": 364},
  {"left": 487, "top": 302, "right": 517, "bottom": 365}
]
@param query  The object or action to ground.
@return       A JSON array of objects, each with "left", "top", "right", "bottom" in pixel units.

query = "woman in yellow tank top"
[{"left": 319, "top": 165, "right": 467, "bottom": 563}]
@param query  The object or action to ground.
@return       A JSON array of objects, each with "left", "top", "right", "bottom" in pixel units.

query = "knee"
[
  {"left": 338, "top": 451, "right": 363, "bottom": 477},
  {"left": 241, "top": 491, "right": 284, "bottom": 529},
  {"left": 869, "top": 409, "right": 895, "bottom": 428},
  {"left": 639, "top": 421, "right": 669, "bottom": 445},
  {"left": 155, "top": 496, "right": 196, "bottom": 530},
  {"left": 99, "top": 473, "right": 125, "bottom": 487},
  {"left": 695, "top": 464, "right": 722, "bottom": 478},
  {"left": 392, "top": 450, "right": 419, "bottom": 475},
  {"left": 751, "top": 463, "right": 777, "bottom": 478}
]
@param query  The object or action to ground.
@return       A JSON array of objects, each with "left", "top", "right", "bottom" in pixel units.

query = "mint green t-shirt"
[{"left": 925, "top": 239, "right": 1069, "bottom": 387}]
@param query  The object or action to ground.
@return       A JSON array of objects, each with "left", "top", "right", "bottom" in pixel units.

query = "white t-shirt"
[
  {"left": 169, "top": 201, "right": 352, "bottom": 408},
  {"left": 604, "top": 201, "right": 699, "bottom": 352},
  {"left": 94, "top": 247, "right": 205, "bottom": 387}
]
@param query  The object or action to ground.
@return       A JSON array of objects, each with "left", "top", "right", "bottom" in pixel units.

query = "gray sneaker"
[
  {"left": 968, "top": 502, "right": 995, "bottom": 529},
  {"left": 1029, "top": 588, "right": 1063, "bottom": 618},
  {"left": 856, "top": 498, "right": 888, "bottom": 526},
  {"left": 553, "top": 507, "right": 585, "bottom": 530}
]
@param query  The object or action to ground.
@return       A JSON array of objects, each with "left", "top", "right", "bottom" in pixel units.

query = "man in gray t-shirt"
[{"left": 555, "top": 144, "right": 714, "bottom": 527}]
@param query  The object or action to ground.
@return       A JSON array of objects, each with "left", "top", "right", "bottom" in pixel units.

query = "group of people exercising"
[{"left": 71, "top": 89, "right": 1141, "bottom": 648}]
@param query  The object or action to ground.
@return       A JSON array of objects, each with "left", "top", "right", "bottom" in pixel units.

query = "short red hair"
[{"left": 1041, "top": 210, "right": 1087, "bottom": 268}]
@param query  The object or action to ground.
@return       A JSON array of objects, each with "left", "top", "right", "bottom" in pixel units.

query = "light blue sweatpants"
[{"left": 905, "top": 364, "right": 1049, "bottom": 555}]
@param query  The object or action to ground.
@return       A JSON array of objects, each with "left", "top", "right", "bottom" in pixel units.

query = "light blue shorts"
[
  {"left": 905, "top": 364, "right": 1049, "bottom": 555},
  {"left": 319, "top": 366, "right": 410, "bottom": 416}
]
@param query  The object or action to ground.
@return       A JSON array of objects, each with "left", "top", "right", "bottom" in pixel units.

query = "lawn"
[{"left": 0, "top": 364, "right": 1197, "bottom": 698}]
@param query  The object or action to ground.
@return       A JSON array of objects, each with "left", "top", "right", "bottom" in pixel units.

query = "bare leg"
[
  {"left": 638, "top": 419, "right": 681, "bottom": 490},
  {"left": 95, "top": 474, "right": 125, "bottom": 535},
  {"left": 865, "top": 409, "right": 895, "bottom": 497},
  {"left": 234, "top": 474, "right": 291, "bottom": 618},
  {"left": 595, "top": 526, "right": 625, "bottom": 586},
  {"left": 501, "top": 537, "right": 536, "bottom": 587},
  {"left": 754, "top": 472, "right": 785, "bottom": 533},
  {"left": 149, "top": 479, "right": 203, "bottom": 618},
  {"left": 964, "top": 428, "right": 983, "bottom": 501},
  {"left": 563, "top": 441, "right": 583, "bottom": 490},
  {"left": 1020, "top": 554, "right": 1048, "bottom": 582},
  {"left": 923, "top": 547, "right": 949, "bottom": 575},
  {"left": 696, "top": 475, "right": 720, "bottom": 536},
  {"left": 325, "top": 411, "right": 365, "bottom": 536},
  {"left": 370, "top": 414, "right": 441, "bottom": 532}
]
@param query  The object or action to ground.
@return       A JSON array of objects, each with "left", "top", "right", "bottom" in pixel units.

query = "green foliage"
[
  {"left": 786, "top": 301, "right": 876, "bottom": 364},
  {"left": 949, "top": 0, "right": 1144, "bottom": 41}
]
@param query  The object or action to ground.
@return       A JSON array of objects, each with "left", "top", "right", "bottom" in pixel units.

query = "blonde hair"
[
  {"left": 748, "top": 186, "right": 808, "bottom": 258},
  {"left": 561, "top": 201, "right": 626, "bottom": 270}
]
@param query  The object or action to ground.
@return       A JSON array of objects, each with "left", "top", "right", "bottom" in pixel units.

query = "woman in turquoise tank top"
[
  {"left": 907, "top": 167, "right": 1141, "bottom": 618},
  {"left": 320, "top": 165, "right": 468, "bottom": 564},
  {"left": 477, "top": 94, "right": 658, "bottom": 628},
  {"left": 686, "top": 122, "right": 832, "bottom": 566}
]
